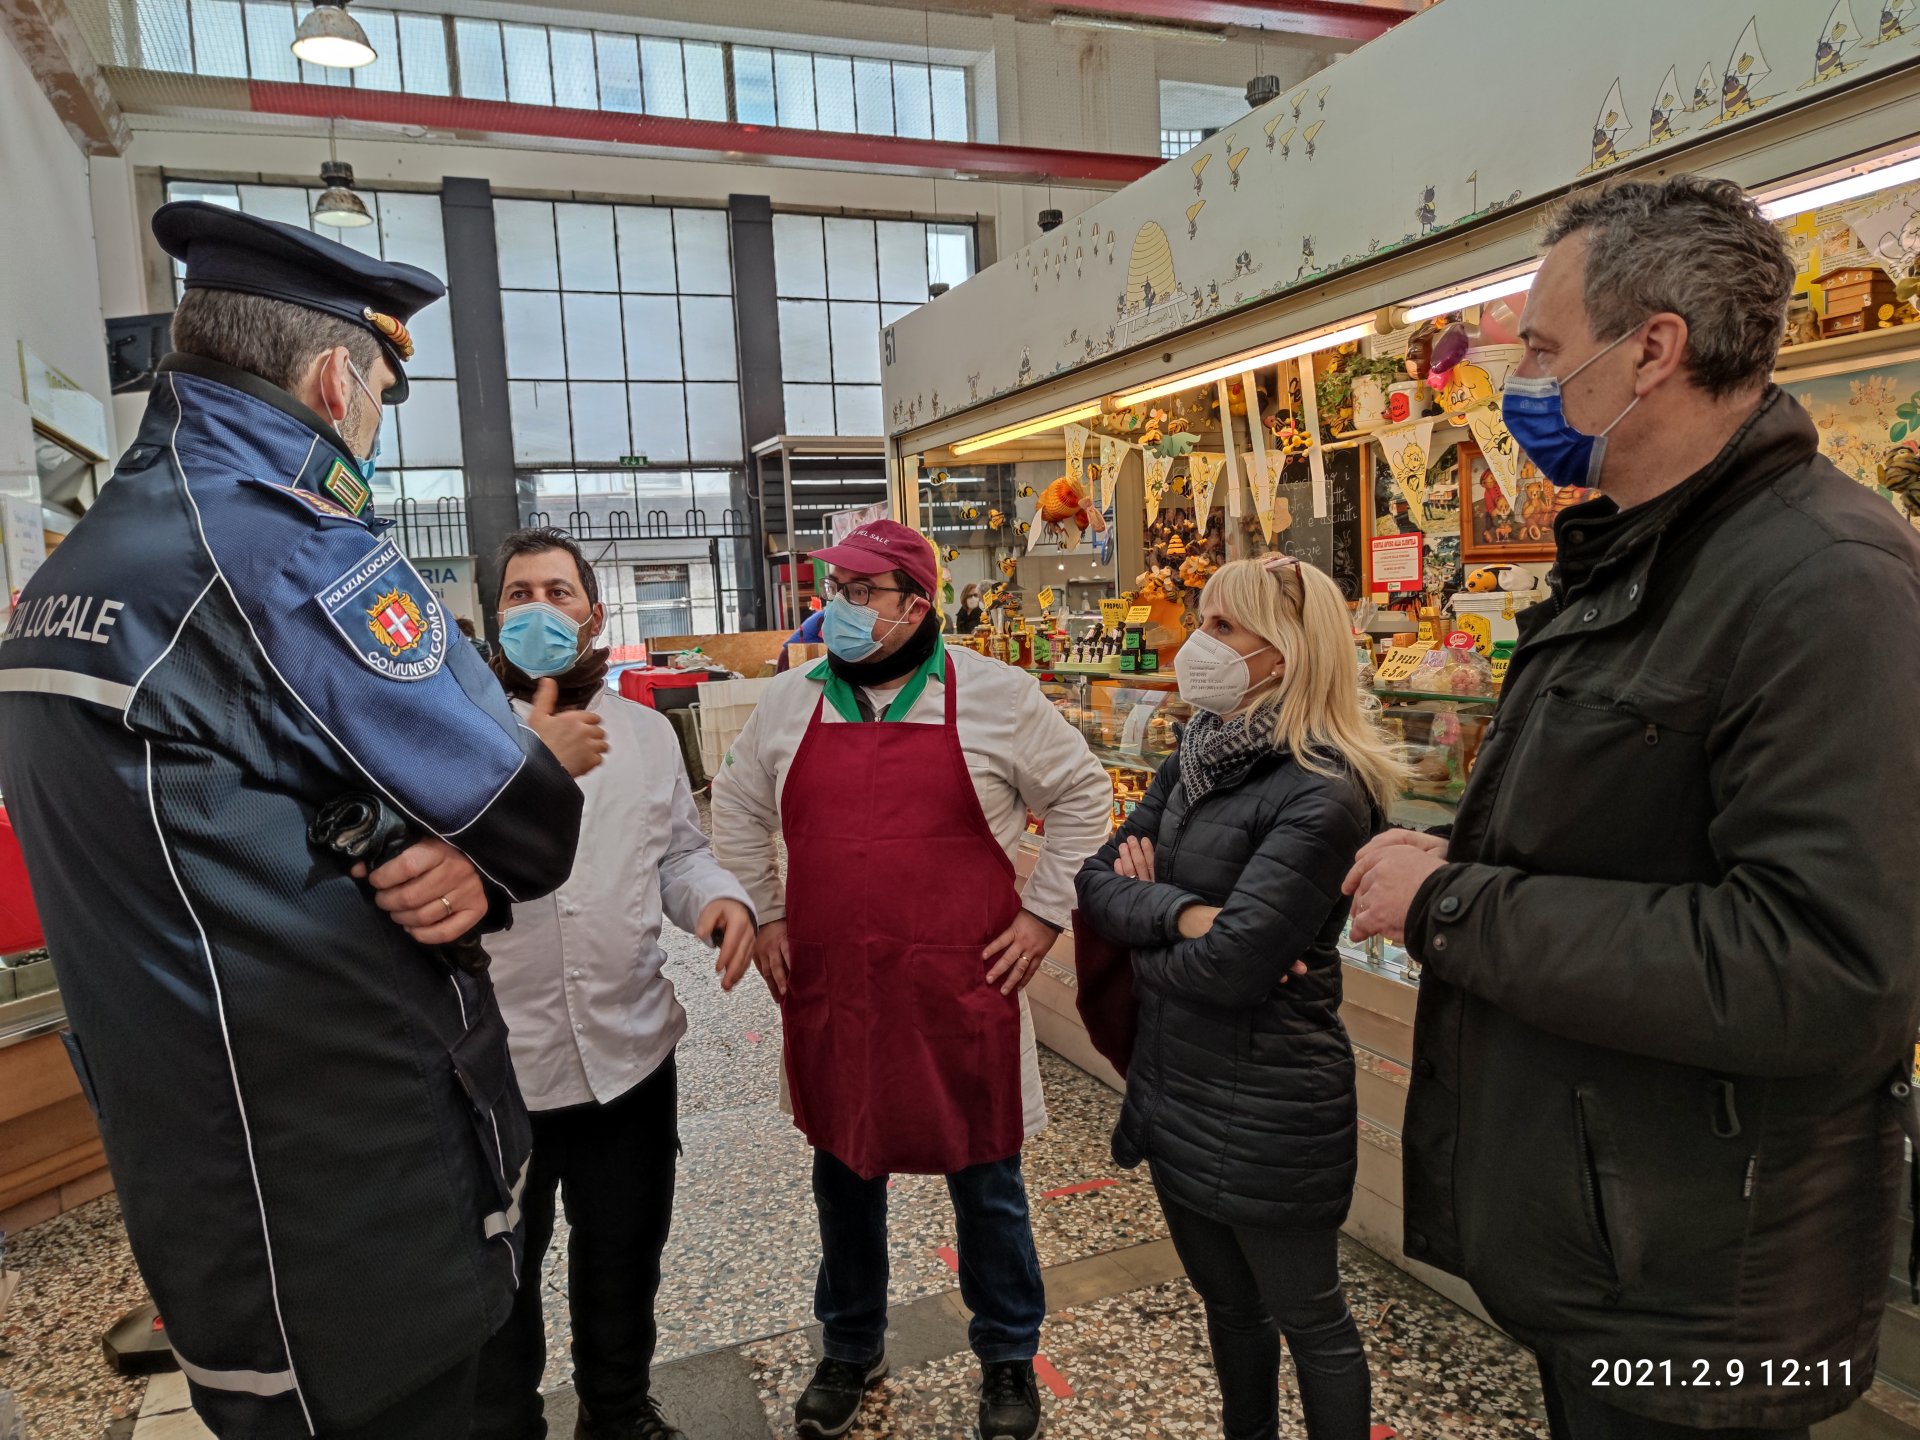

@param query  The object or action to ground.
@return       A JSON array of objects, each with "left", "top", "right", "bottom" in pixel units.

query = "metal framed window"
[
  {"left": 496, "top": 198, "right": 742, "bottom": 471},
  {"left": 520, "top": 476, "right": 750, "bottom": 637},
  {"left": 121, "top": 0, "right": 971, "bottom": 138},
  {"left": 1161, "top": 128, "right": 1205, "bottom": 160},
  {"left": 772, "top": 214, "right": 976, "bottom": 436}
]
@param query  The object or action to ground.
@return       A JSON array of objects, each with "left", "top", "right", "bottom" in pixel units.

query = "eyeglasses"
[{"left": 823, "top": 578, "right": 909, "bottom": 607}]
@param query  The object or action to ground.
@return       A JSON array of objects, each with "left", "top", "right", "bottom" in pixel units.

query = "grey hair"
[
  {"left": 169, "top": 288, "right": 381, "bottom": 394},
  {"left": 1541, "top": 175, "right": 1794, "bottom": 398}
]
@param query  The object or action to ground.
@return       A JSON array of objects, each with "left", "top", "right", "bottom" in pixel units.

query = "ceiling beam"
[
  {"left": 245, "top": 83, "right": 1162, "bottom": 186},
  {"left": 1056, "top": 0, "right": 1407, "bottom": 43},
  {"left": 823, "top": 0, "right": 1408, "bottom": 43},
  {"left": 0, "top": 0, "right": 130, "bottom": 155}
]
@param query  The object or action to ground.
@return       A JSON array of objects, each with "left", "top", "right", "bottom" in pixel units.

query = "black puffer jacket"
[{"left": 1076, "top": 744, "right": 1374, "bottom": 1230}]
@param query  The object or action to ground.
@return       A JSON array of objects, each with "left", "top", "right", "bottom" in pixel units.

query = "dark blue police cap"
[{"left": 153, "top": 200, "right": 446, "bottom": 403}]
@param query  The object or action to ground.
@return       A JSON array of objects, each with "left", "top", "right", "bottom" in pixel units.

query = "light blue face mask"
[
  {"left": 822, "top": 594, "right": 886, "bottom": 662},
  {"left": 346, "top": 359, "right": 386, "bottom": 486},
  {"left": 1500, "top": 329, "right": 1640, "bottom": 489},
  {"left": 498, "top": 601, "right": 583, "bottom": 677},
  {"left": 822, "top": 592, "right": 919, "bottom": 663}
]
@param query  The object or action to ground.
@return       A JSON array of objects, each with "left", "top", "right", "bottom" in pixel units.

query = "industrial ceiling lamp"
[
  {"left": 313, "top": 119, "right": 373, "bottom": 228},
  {"left": 292, "top": 0, "right": 376, "bottom": 69},
  {"left": 1037, "top": 209, "right": 1064, "bottom": 232},
  {"left": 1245, "top": 75, "right": 1282, "bottom": 109},
  {"left": 313, "top": 161, "right": 372, "bottom": 227}
]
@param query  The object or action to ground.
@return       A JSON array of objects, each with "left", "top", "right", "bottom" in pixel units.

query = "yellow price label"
[
  {"left": 1490, "top": 655, "right": 1511, "bottom": 686},
  {"left": 1037, "top": 586, "right": 1056, "bottom": 610},
  {"left": 1373, "top": 644, "right": 1433, "bottom": 685},
  {"left": 1457, "top": 613, "right": 1493, "bottom": 656},
  {"left": 1125, "top": 605, "right": 1154, "bottom": 625},
  {"left": 1099, "top": 599, "right": 1128, "bottom": 628}
]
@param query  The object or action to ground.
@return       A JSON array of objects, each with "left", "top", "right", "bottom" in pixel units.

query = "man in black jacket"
[{"left": 1345, "top": 175, "right": 1920, "bottom": 1437}]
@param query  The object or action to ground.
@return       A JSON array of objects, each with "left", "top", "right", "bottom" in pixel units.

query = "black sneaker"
[
  {"left": 574, "top": 1395, "right": 686, "bottom": 1440},
  {"left": 795, "top": 1353, "right": 888, "bottom": 1438},
  {"left": 978, "top": 1360, "right": 1042, "bottom": 1440}
]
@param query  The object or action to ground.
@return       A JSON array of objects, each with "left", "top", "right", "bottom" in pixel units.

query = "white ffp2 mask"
[{"left": 1175, "top": 628, "right": 1273, "bottom": 715}]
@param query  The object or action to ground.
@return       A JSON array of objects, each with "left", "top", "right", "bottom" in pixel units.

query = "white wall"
[{"left": 0, "top": 27, "right": 117, "bottom": 465}]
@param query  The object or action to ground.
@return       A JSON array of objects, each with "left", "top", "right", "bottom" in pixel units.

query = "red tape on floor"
[
  {"left": 1371, "top": 1426, "right": 1397, "bottom": 1440},
  {"left": 744, "top": 1030, "right": 762, "bottom": 1044},
  {"left": 1032, "top": 1355, "right": 1073, "bottom": 1399},
  {"left": 1041, "top": 1178, "right": 1118, "bottom": 1200},
  {"left": 936, "top": 1245, "right": 959, "bottom": 1272}
]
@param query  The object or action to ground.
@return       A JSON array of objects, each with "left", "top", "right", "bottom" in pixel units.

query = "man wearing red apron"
[{"left": 711, "top": 521, "right": 1112, "bottom": 1440}]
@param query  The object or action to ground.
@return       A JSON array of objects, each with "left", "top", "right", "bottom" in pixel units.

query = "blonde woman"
[{"left": 1075, "top": 556, "right": 1404, "bottom": 1440}]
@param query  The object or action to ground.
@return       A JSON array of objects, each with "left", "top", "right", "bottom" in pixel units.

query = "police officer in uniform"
[{"left": 0, "top": 203, "right": 591, "bottom": 1439}]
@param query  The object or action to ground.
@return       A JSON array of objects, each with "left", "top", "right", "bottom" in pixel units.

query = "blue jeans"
[{"left": 811, "top": 1147, "right": 1045, "bottom": 1365}]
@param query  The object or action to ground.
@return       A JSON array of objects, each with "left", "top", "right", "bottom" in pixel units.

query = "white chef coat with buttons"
[{"left": 488, "top": 685, "right": 753, "bottom": 1113}]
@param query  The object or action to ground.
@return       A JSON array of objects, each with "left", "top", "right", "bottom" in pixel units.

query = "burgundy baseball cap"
[{"left": 811, "top": 519, "right": 939, "bottom": 597}]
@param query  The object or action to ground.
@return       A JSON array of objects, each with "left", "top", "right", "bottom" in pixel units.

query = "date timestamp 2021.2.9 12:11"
[{"left": 1593, "top": 1360, "right": 1853, "bottom": 1390}]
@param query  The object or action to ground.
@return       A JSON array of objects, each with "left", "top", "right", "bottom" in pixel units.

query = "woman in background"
[{"left": 955, "top": 582, "right": 985, "bottom": 634}]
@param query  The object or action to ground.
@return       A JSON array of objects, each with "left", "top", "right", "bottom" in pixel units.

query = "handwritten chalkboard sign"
[{"left": 1274, "top": 452, "right": 1366, "bottom": 600}]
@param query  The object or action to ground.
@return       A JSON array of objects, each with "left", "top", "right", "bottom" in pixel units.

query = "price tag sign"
[
  {"left": 1037, "top": 586, "right": 1056, "bottom": 610},
  {"left": 1490, "top": 654, "right": 1511, "bottom": 686},
  {"left": 1125, "top": 604, "right": 1153, "bottom": 625},
  {"left": 1100, "top": 599, "right": 1129, "bottom": 628},
  {"left": 1373, "top": 644, "right": 1432, "bottom": 685}
]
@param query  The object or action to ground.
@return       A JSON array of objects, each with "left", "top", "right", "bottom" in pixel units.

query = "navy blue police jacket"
[{"left": 0, "top": 356, "right": 582, "bottom": 1431}]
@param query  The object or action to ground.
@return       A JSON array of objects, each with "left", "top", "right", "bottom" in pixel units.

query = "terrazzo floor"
[{"left": 4, "top": 923, "right": 1553, "bottom": 1440}]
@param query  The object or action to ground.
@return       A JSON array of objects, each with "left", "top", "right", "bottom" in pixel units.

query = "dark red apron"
[{"left": 779, "top": 666, "right": 1025, "bottom": 1179}]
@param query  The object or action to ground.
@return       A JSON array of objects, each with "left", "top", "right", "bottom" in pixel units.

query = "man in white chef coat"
[
  {"left": 710, "top": 520, "right": 1111, "bottom": 1440},
  {"left": 473, "top": 527, "right": 756, "bottom": 1440}
]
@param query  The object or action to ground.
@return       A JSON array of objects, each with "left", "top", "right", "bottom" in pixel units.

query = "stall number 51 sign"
[{"left": 883, "top": 327, "right": 897, "bottom": 367}]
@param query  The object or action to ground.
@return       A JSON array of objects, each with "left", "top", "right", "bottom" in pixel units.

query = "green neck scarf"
[{"left": 811, "top": 642, "right": 947, "bottom": 723}]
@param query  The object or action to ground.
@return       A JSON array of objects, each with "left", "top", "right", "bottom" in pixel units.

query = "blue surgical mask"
[
  {"left": 498, "top": 601, "right": 583, "bottom": 677},
  {"left": 1500, "top": 330, "right": 1640, "bottom": 489},
  {"left": 822, "top": 593, "right": 918, "bottom": 663},
  {"left": 345, "top": 359, "right": 385, "bottom": 486}
]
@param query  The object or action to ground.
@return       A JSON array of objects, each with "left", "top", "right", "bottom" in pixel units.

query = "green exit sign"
[{"left": 619, "top": 454, "right": 649, "bottom": 468}]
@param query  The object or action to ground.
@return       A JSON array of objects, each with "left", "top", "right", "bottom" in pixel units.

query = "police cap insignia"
[
  {"left": 362, "top": 308, "right": 414, "bottom": 361},
  {"left": 152, "top": 201, "right": 444, "bottom": 403}
]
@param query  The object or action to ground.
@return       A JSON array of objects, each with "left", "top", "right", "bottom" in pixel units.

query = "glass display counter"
[
  {"left": 0, "top": 952, "right": 63, "bottom": 1049},
  {"left": 1021, "top": 665, "right": 1497, "bottom": 993}
]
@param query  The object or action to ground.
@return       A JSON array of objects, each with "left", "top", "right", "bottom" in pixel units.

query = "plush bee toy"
[{"left": 1463, "top": 564, "right": 1539, "bottom": 594}]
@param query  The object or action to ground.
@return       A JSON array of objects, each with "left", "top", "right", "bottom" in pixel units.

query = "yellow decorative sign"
[
  {"left": 1100, "top": 599, "right": 1129, "bottom": 628},
  {"left": 1125, "top": 605, "right": 1153, "bottom": 625},
  {"left": 1373, "top": 644, "right": 1433, "bottom": 686},
  {"left": 1456, "top": 612, "right": 1494, "bottom": 656},
  {"left": 1036, "top": 586, "right": 1056, "bottom": 610}
]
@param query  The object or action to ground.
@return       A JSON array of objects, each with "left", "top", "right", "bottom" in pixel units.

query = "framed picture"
[{"left": 1457, "top": 440, "right": 1595, "bottom": 562}]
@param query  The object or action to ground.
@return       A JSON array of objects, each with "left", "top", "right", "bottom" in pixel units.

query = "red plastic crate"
[{"left": 617, "top": 667, "right": 707, "bottom": 708}]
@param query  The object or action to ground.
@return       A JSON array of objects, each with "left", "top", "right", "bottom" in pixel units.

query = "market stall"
[{"left": 879, "top": 0, "right": 1920, "bottom": 1320}]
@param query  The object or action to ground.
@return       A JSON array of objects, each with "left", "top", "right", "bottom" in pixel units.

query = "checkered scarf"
[{"left": 1177, "top": 697, "right": 1282, "bottom": 806}]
